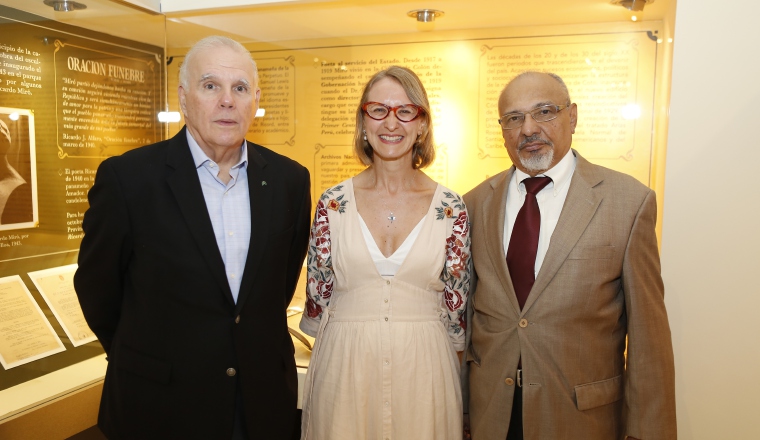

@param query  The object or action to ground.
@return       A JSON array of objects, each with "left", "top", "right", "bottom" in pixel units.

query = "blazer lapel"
[
  {"left": 482, "top": 168, "right": 522, "bottom": 315},
  {"left": 234, "top": 142, "right": 273, "bottom": 311},
  {"left": 522, "top": 152, "right": 603, "bottom": 313},
  {"left": 165, "top": 127, "right": 235, "bottom": 305}
]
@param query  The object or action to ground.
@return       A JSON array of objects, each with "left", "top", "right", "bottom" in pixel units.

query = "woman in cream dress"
[{"left": 300, "top": 66, "right": 471, "bottom": 440}]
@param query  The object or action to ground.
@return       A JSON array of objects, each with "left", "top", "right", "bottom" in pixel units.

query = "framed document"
[
  {"left": 28, "top": 264, "right": 96, "bottom": 348},
  {"left": 0, "top": 275, "right": 65, "bottom": 369},
  {"left": 0, "top": 108, "right": 38, "bottom": 232}
]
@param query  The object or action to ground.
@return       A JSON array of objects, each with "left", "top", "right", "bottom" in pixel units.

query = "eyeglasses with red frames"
[{"left": 361, "top": 102, "right": 425, "bottom": 122}]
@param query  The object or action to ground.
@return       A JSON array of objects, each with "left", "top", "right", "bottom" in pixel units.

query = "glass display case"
[{"left": 0, "top": 1, "right": 166, "bottom": 424}]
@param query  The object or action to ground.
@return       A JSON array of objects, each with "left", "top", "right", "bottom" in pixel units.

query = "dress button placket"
[{"left": 381, "top": 278, "right": 392, "bottom": 439}]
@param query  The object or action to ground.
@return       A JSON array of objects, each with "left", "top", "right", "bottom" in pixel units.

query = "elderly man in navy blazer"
[{"left": 75, "top": 36, "right": 310, "bottom": 439}]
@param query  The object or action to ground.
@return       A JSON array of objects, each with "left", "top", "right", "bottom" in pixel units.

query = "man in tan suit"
[{"left": 463, "top": 71, "right": 676, "bottom": 439}]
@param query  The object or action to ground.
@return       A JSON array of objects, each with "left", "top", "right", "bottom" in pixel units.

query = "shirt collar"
[
  {"left": 186, "top": 130, "right": 248, "bottom": 170},
  {"left": 513, "top": 147, "right": 576, "bottom": 196}
]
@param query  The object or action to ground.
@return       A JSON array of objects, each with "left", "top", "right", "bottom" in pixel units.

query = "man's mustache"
[{"left": 518, "top": 135, "right": 552, "bottom": 150}]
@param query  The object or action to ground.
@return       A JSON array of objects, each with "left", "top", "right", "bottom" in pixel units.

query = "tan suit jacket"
[{"left": 462, "top": 151, "right": 676, "bottom": 440}]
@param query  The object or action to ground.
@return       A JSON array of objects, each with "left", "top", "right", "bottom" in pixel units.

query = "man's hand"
[{"left": 463, "top": 413, "right": 471, "bottom": 439}]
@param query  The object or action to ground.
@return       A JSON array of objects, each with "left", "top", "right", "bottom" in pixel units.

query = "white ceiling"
[{"left": 1, "top": 0, "right": 673, "bottom": 50}]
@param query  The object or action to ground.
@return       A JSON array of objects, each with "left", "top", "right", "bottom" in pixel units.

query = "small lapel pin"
[{"left": 261, "top": 181, "right": 267, "bottom": 186}]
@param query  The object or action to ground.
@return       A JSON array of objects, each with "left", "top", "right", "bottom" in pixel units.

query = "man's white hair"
[{"left": 178, "top": 36, "right": 258, "bottom": 88}]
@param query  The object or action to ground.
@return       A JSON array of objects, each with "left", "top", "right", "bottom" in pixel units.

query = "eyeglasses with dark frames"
[
  {"left": 498, "top": 104, "right": 569, "bottom": 130},
  {"left": 362, "top": 102, "right": 425, "bottom": 122}
]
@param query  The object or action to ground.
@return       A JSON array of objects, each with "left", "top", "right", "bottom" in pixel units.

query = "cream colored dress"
[{"left": 300, "top": 178, "right": 471, "bottom": 440}]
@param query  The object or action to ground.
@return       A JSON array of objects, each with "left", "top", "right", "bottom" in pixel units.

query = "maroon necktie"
[{"left": 507, "top": 177, "right": 552, "bottom": 310}]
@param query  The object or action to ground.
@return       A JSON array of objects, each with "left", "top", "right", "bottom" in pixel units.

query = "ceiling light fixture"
[
  {"left": 610, "top": 0, "right": 654, "bottom": 12},
  {"left": 407, "top": 9, "right": 444, "bottom": 23},
  {"left": 43, "top": 0, "right": 87, "bottom": 12}
]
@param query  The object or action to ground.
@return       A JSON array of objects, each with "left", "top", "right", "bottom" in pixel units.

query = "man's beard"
[{"left": 518, "top": 136, "right": 554, "bottom": 173}]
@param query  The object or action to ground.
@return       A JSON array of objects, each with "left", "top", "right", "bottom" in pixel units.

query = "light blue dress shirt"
[{"left": 187, "top": 132, "right": 251, "bottom": 304}]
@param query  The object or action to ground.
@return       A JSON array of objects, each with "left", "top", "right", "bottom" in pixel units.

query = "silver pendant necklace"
[
  {"left": 383, "top": 197, "right": 397, "bottom": 223},
  {"left": 377, "top": 170, "right": 418, "bottom": 224}
]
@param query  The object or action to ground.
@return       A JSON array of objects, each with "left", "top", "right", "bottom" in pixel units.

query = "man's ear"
[
  {"left": 569, "top": 102, "right": 578, "bottom": 134},
  {"left": 178, "top": 85, "right": 187, "bottom": 115}
]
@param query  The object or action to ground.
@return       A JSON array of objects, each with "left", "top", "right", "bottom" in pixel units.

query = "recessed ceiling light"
[
  {"left": 43, "top": 0, "right": 87, "bottom": 12},
  {"left": 610, "top": 0, "right": 654, "bottom": 12},
  {"left": 407, "top": 9, "right": 444, "bottom": 23}
]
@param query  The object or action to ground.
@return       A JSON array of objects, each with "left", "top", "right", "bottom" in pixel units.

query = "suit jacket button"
[
  {"left": 235, "top": 315, "right": 240, "bottom": 324},
  {"left": 519, "top": 318, "right": 528, "bottom": 328},
  {"left": 505, "top": 378, "right": 514, "bottom": 386},
  {"left": 226, "top": 368, "right": 236, "bottom": 377}
]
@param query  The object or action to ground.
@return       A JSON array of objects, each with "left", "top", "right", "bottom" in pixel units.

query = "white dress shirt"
[{"left": 503, "top": 149, "right": 577, "bottom": 278}]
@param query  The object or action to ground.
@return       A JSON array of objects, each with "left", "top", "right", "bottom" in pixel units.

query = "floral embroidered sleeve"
[
  {"left": 439, "top": 193, "right": 472, "bottom": 352},
  {"left": 299, "top": 197, "right": 334, "bottom": 337}
]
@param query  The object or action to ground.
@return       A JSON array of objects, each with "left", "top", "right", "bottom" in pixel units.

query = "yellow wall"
[{"left": 168, "top": 21, "right": 671, "bottom": 214}]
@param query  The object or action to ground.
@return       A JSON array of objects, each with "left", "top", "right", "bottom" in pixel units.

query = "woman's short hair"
[{"left": 352, "top": 66, "right": 435, "bottom": 169}]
